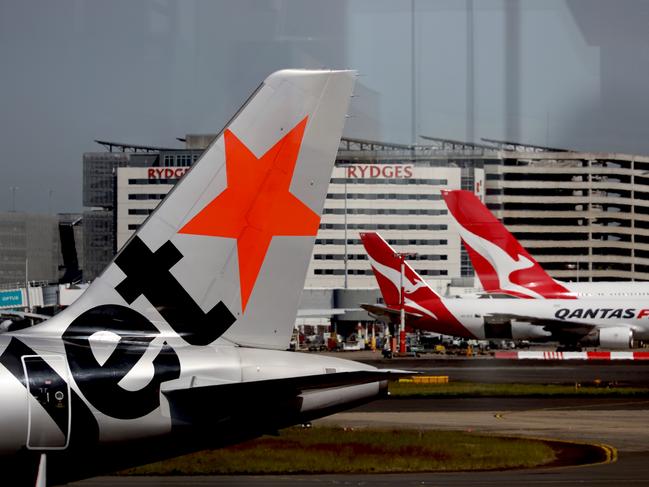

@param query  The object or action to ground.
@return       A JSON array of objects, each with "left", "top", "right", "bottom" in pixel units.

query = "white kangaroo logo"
[
  {"left": 367, "top": 255, "right": 438, "bottom": 320},
  {"left": 451, "top": 221, "right": 545, "bottom": 298}
]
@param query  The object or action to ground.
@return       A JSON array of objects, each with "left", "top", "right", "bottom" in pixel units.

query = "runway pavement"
[
  {"left": 356, "top": 396, "right": 649, "bottom": 412},
  {"left": 64, "top": 453, "right": 649, "bottom": 486},
  {"left": 317, "top": 400, "right": 649, "bottom": 452},
  {"left": 347, "top": 351, "right": 649, "bottom": 385}
]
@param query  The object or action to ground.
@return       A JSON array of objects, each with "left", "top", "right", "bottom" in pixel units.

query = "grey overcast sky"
[{"left": 2, "top": 0, "right": 649, "bottom": 214}]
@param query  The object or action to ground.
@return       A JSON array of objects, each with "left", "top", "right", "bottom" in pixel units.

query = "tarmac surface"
[
  {"left": 356, "top": 395, "right": 649, "bottom": 412},
  {"left": 342, "top": 350, "right": 649, "bottom": 385},
  {"left": 66, "top": 453, "right": 649, "bottom": 486},
  {"left": 65, "top": 355, "right": 649, "bottom": 486},
  {"left": 318, "top": 399, "right": 649, "bottom": 452}
]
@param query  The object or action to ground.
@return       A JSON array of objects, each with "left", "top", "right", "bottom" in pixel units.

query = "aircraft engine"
[{"left": 598, "top": 326, "right": 634, "bottom": 349}]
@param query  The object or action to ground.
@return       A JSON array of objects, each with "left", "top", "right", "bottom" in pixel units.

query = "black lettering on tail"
[{"left": 115, "top": 237, "right": 236, "bottom": 346}]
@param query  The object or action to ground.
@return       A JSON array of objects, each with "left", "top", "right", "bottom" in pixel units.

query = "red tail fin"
[
  {"left": 359, "top": 232, "right": 441, "bottom": 307},
  {"left": 359, "top": 232, "right": 475, "bottom": 337},
  {"left": 441, "top": 189, "right": 572, "bottom": 299}
]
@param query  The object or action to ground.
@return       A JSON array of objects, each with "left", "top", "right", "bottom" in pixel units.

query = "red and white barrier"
[{"left": 494, "top": 351, "right": 649, "bottom": 360}]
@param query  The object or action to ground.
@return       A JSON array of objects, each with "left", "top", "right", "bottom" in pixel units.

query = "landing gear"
[{"left": 35, "top": 453, "right": 46, "bottom": 487}]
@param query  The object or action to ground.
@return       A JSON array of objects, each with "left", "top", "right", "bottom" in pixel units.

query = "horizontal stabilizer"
[{"left": 163, "top": 369, "right": 406, "bottom": 425}]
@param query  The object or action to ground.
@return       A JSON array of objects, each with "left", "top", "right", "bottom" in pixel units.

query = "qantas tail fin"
[
  {"left": 359, "top": 232, "right": 441, "bottom": 307},
  {"left": 43, "top": 70, "right": 356, "bottom": 349},
  {"left": 359, "top": 232, "right": 474, "bottom": 337},
  {"left": 441, "top": 189, "right": 572, "bottom": 299}
]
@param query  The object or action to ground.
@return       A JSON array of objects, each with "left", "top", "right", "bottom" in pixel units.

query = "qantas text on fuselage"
[{"left": 554, "top": 308, "right": 649, "bottom": 320}]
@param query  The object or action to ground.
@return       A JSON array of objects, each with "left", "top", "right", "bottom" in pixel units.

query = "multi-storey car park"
[{"left": 482, "top": 139, "right": 649, "bottom": 282}]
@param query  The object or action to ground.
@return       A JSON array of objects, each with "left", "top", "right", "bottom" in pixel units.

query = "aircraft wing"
[
  {"left": 0, "top": 310, "right": 50, "bottom": 320},
  {"left": 0, "top": 310, "right": 51, "bottom": 332},
  {"left": 163, "top": 369, "right": 408, "bottom": 426},
  {"left": 360, "top": 303, "right": 423, "bottom": 322},
  {"left": 296, "top": 308, "right": 358, "bottom": 317},
  {"left": 475, "top": 292, "right": 524, "bottom": 299}
]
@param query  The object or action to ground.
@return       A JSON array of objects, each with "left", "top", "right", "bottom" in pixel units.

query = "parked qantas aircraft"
[
  {"left": 0, "top": 70, "right": 399, "bottom": 486},
  {"left": 442, "top": 189, "right": 649, "bottom": 299},
  {"left": 360, "top": 232, "right": 649, "bottom": 351}
]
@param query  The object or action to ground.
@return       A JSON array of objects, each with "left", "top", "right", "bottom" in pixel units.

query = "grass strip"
[
  {"left": 389, "top": 381, "right": 649, "bottom": 397},
  {"left": 120, "top": 427, "right": 555, "bottom": 475}
]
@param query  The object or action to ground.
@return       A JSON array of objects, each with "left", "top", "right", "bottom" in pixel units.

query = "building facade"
[
  {"left": 0, "top": 212, "right": 60, "bottom": 287},
  {"left": 82, "top": 151, "right": 130, "bottom": 280},
  {"left": 84, "top": 136, "right": 649, "bottom": 286},
  {"left": 115, "top": 166, "right": 190, "bottom": 249},
  {"left": 309, "top": 140, "right": 485, "bottom": 288},
  {"left": 106, "top": 138, "right": 485, "bottom": 290},
  {"left": 484, "top": 146, "right": 649, "bottom": 281}
]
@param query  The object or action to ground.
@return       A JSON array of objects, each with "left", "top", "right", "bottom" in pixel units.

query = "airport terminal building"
[{"left": 82, "top": 136, "right": 649, "bottom": 298}]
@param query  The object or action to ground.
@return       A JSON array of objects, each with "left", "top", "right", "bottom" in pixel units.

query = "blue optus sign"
[{"left": 0, "top": 290, "right": 23, "bottom": 309}]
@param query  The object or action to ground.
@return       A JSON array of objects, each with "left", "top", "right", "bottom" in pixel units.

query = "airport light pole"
[
  {"left": 567, "top": 262, "right": 580, "bottom": 282},
  {"left": 24, "top": 258, "right": 31, "bottom": 313},
  {"left": 395, "top": 251, "right": 417, "bottom": 354},
  {"left": 344, "top": 173, "right": 348, "bottom": 289},
  {"left": 9, "top": 186, "right": 18, "bottom": 212},
  {"left": 336, "top": 164, "right": 352, "bottom": 289}
]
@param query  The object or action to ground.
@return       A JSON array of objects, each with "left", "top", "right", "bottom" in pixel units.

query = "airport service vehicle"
[
  {"left": 0, "top": 70, "right": 396, "bottom": 486},
  {"left": 360, "top": 232, "right": 649, "bottom": 350},
  {"left": 442, "top": 189, "right": 649, "bottom": 299}
]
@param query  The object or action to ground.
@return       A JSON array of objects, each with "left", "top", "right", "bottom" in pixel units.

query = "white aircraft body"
[
  {"left": 0, "top": 70, "right": 397, "bottom": 486},
  {"left": 361, "top": 232, "right": 649, "bottom": 350}
]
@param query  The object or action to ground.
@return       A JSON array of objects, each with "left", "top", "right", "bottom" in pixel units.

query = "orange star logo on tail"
[{"left": 179, "top": 116, "right": 319, "bottom": 312}]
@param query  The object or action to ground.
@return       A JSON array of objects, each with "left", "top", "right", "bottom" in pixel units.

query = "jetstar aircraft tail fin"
[
  {"left": 359, "top": 232, "right": 474, "bottom": 337},
  {"left": 35, "top": 70, "right": 356, "bottom": 350},
  {"left": 441, "top": 189, "right": 572, "bottom": 299}
]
